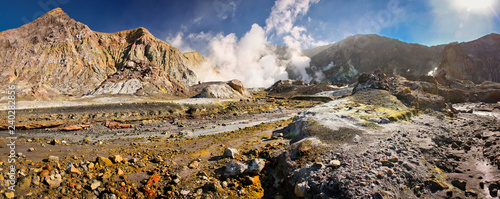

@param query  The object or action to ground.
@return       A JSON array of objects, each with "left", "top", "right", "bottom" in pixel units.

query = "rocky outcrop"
[
  {"left": 194, "top": 80, "right": 252, "bottom": 99},
  {"left": 87, "top": 60, "right": 192, "bottom": 97},
  {"left": 267, "top": 80, "right": 341, "bottom": 98},
  {"left": 0, "top": 8, "right": 198, "bottom": 99},
  {"left": 438, "top": 33, "right": 500, "bottom": 83},
  {"left": 307, "top": 34, "right": 445, "bottom": 83}
]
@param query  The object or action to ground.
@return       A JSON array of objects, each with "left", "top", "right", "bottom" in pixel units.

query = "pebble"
[
  {"left": 328, "top": 160, "right": 341, "bottom": 168},
  {"left": 224, "top": 160, "right": 247, "bottom": 176},
  {"left": 223, "top": 148, "right": 239, "bottom": 158},
  {"left": 90, "top": 180, "right": 101, "bottom": 190},
  {"left": 69, "top": 165, "right": 81, "bottom": 175},
  {"left": 117, "top": 168, "right": 124, "bottom": 175},
  {"left": 46, "top": 174, "right": 62, "bottom": 188},
  {"left": 189, "top": 161, "right": 199, "bottom": 169},
  {"left": 50, "top": 139, "right": 61, "bottom": 145},
  {"left": 48, "top": 155, "right": 60, "bottom": 162},
  {"left": 109, "top": 155, "right": 123, "bottom": 163},
  {"left": 247, "top": 159, "right": 266, "bottom": 174},
  {"left": 380, "top": 160, "right": 394, "bottom": 167},
  {"left": 96, "top": 156, "right": 113, "bottom": 167},
  {"left": 294, "top": 181, "right": 308, "bottom": 197},
  {"left": 152, "top": 156, "right": 163, "bottom": 163},
  {"left": 389, "top": 157, "right": 398, "bottom": 162},
  {"left": 4, "top": 192, "right": 14, "bottom": 199},
  {"left": 181, "top": 190, "right": 190, "bottom": 196},
  {"left": 28, "top": 148, "right": 35, "bottom": 152}
]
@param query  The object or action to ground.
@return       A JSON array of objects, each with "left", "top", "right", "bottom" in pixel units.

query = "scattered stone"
[
  {"left": 380, "top": 160, "right": 394, "bottom": 167},
  {"left": 96, "top": 156, "right": 113, "bottom": 167},
  {"left": 152, "top": 156, "right": 163, "bottom": 163},
  {"left": 389, "top": 157, "right": 398, "bottom": 162},
  {"left": 181, "top": 190, "right": 190, "bottom": 196},
  {"left": 101, "top": 193, "right": 117, "bottom": 199},
  {"left": 109, "top": 155, "right": 123, "bottom": 163},
  {"left": 294, "top": 181, "right": 308, "bottom": 197},
  {"left": 188, "top": 161, "right": 199, "bottom": 169},
  {"left": 39, "top": 170, "right": 49, "bottom": 177},
  {"left": 224, "top": 160, "right": 247, "bottom": 177},
  {"left": 16, "top": 175, "right": 32, "bottom": 190},
  {"left": 32, "top": 176, "right": 40, "bottom": 186},
  {"left": 138, "top": 162, "right": 146, "bottom": 168},
  {"left": 387, "top": 169, "right": 394, "bottom": 176},
  {"left": 4, "top": 192, "right": 14, "bottom": 199},
  {"left": 48, "top": 155, "right": 59, "bottom": 162},
  {"left": 90, "top": 180, "right": 101, "bottom": 190},
  {"left": 328, "top": 160, "right": 341, "bottom": 168},
  {"left": 117, "top": 168, "right": 124, "bottom": 175},
  {"left": 88, "top": 162, "right": 95, "bottom": 170},
  {"left": 50, "top": 139, "right": 61, "bottom": 145},
  {"left": 45, "top": 174, "right": 62, "bottom": 188},
  {"left": 223, "top": 148, "right": 239, "bottom": 158},
  {"left": 247, "top": 158, "right": 266, "bottom": 174},
  {"left": 68, "top": 165, "right": 81, "bottom": 175},
  {"left": 28, "top": 147, "right": 35, "bottom": 152}
]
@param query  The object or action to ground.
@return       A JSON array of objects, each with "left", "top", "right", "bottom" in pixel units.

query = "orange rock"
[
  {"left": 105, "top": 121, "right": 134, "bottom": 129},
  {"left": 62, "top": 125, "right": 83, "bottom": 131},
  {"left": 39, "top": 170, "right": 49, "bottom": 178},
  {"left": 0, "top": 121, "right": 65, "bottom": 130},
  {"left": 146, "top": 174, "right": 160, "bottom": 185}
]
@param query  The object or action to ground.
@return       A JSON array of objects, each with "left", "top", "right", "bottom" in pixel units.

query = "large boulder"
[{"left": 194, "top": 80, "right": 252, "bottom": 99}]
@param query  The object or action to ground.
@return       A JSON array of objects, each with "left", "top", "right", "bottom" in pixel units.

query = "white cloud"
[
  {"left": 165, "top": 32, "right": 194, "bottom": 53},
  {"left": 213, "top": 0, "right": 240, "bottom": 20}
]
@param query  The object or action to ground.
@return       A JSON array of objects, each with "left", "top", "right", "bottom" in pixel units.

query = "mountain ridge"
[
  {"left": 0, "top": 8, "right": 200, "bottom": 99},
  {"left": 304, "top": 33, "right": 499, "bottom": 84}
]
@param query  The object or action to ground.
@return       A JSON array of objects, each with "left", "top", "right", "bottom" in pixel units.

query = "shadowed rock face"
[
  {"left": 307, "top": 34, "right": 445, "bottom": 83},
  {"left": 438, "top": 33, "right": 500, "bottom": 84},
  {"left": 0, "top": 8, "right": 198, "bottom": 99}
]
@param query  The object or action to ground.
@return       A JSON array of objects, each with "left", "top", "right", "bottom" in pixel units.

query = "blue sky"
[{"left": 1, "top": 0, "right": 499, "bottom": 50}]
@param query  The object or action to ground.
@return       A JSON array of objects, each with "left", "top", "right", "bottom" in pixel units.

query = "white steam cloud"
[{"left": 167, "top": 0, "right": 325, "bottom": 88}]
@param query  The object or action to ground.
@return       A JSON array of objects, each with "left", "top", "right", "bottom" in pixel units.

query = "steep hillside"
[
  {"left": 438, "top": 33, "right": 500, "bottom": 83},
  {"left": 0, "top": 8, "right": 197, "bottom": 99},
  {"left": 306, "top": 35, "right": 444, "bottom": 83}
]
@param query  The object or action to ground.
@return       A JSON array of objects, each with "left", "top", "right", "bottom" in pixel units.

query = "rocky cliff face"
[
  {"left": 88, "top": 60, "right": 193, "bottom": 97},
  {"left": 438, "top": 33, "right": 500, "bottom": 83},
  {"left": 307, "top": 34, "right": 445, "bottom": 83},
  {"left": 0, "top": 8, "right": 198, "bottom": 99}
]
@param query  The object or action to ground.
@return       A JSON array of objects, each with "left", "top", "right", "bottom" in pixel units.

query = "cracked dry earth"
[{"left": 0, "top": 98, "right": 499, "bottom": 199}]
